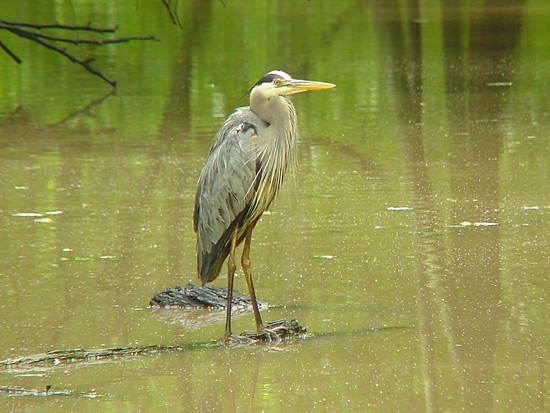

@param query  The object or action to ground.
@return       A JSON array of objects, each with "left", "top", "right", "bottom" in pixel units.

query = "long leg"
[
  {"left": 241, "top": 223, "right": 264, "bottom": 332},
  {"left": 225, "top": 228, "right": 239, "bottom": 338}
]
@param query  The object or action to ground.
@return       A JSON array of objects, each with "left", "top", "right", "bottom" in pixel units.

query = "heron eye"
[{"left": 273, "top": 79, "right": 281, "bottom": 86}]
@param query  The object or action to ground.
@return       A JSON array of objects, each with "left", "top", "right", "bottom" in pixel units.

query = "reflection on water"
[{"left": 1, "top": 0, "right": 550, "bottom": 411}]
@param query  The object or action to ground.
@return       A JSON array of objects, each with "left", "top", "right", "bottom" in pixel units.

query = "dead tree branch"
[
  {"left": 160, "top": 0, "right": 182, "bottom": 28},
  {"left": 0, "top": 19, "right": 158, "bottom": 88},
  {"left": 0, "top": 40, "right": 21, "bottom": 63},
  {"left": 0, "top": 20, "right": 118, "bottom": 33}
]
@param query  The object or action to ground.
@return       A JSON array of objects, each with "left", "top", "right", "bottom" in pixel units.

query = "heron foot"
[
  {"left": 239, "top": 320, "right": 297, "bottom": 342},
  {"left": 256, "top": 326, "right": 282, "bottom": 342},
  {"left": 221, "top": 334, "right": 256, "bottom": 347},
  {"left": 220, "top": 328, "right": 281, "bottom": 348},
  {"left": 220, "top": 320, "right": 307, "bottom": 347}
]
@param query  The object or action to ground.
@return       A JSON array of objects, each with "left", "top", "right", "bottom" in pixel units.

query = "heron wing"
[{"left": 193, "top": 107, "right": 267, "bottom": 284}]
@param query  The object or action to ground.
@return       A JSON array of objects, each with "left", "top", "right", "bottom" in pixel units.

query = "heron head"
[{"left": 251, "top": 70, "right": 335, "bottom": 100}]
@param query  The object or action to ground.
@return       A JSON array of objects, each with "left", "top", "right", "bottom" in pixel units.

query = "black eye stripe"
[{"left": 254, "top": 73, "right": 284, "bottom": 87}]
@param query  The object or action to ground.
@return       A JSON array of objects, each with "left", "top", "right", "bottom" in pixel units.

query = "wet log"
[
  {"left": 149, "top": 283, "right": 308, "bottom": 341},
  {"left": 149, "top": 283, "right": 269, "bottom": 331},
  {"left": 149, "top": 282, "right": 268, "bottom": 311},
  {"left": 0, "top": 322, "right": 307, "bottom": 372},
  {"left": 0, "top": 385, "right": 74, "bottom": 397},
  {"left": 0, "top": 345, "right": 183, "bottom": 372},
  {"left": 0, "top": 285, "right": 308, "bottom": 374},
  {"left": 237, "top": 319, "right": 308, "bottom": 342}
]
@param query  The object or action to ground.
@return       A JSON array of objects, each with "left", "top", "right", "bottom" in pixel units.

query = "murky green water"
[{"left": 2, "top": 0, "right": 550, "bottom": 411}]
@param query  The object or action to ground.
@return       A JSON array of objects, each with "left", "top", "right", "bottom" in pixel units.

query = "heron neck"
[
  {"left": 247, "top": 95, "right": 299, "bottom": 220},
  {"left": 251, "top": 95, "right": 296, "bottom": 138}
]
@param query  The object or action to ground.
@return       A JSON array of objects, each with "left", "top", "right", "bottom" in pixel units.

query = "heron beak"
[{"left": 283, "top": 78, "right": 336, "bottom": 95}]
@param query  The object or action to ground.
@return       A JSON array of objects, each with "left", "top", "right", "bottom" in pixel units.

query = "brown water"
[{"left": 1, "top": 1, "right": 550, "bottom": 411}]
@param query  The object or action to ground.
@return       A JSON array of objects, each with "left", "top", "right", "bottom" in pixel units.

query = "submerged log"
[
  {"left": 0, "top": 321, "right": 308, "bottom": 372},
  {"left": 149, "top": 283, "right": 307, "bottom": 342},
  {"left": 0, "top": 345, "right": 184, "bottom": 372},
  {"left": 149, "top": 282, "right": 268, "bottom": 311},
  {"left": 149, "top": 283, "right": 269, "bottom": 330},
  {"left": 236, "top": 319, "right": 308, "bottom": 343},
  {"left": 0, "top": 385, "right": 76, "bottom": 397}
]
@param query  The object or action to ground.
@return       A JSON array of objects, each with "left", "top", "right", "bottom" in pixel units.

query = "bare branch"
[
  {"left": 0, "top": 20, "right": 158, "bottom": 88},
  {"left": 3, "top": 24, "right": 156, "bottom": 45},
  {"left": 0, "top": 19, "right": 118, "bottom": 33},
  {"left": 34, "top": 35, "right": 117, "bottom": 87},
  {"left": 0, "top": 40, "right": 21, "bottom": 64},
  {"left": 160, "top": 0, "right": 182, "bottom": 28}
]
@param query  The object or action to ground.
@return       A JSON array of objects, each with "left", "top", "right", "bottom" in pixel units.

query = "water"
[{"left": 1, "top": 1, "right": 549, "bottom": 411}]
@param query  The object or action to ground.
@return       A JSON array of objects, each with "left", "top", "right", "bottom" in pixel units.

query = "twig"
[
  {"left": 3, "top": 24, "right": 117, "bottom": 87},
  {"left": 160, "top": 0, "right": 182, "bottom": 28},
  {"left": 0, "top": 19, "right": 118, "bottom": 33},
  {"left": 0, "top": 20, "right": 157, "bottom": 88},
  {"left": 0, "top": 40, "right": 21, "bottom": 64},
  {"left": 1, "top": 23, "right": 156, "bottom": 45}
]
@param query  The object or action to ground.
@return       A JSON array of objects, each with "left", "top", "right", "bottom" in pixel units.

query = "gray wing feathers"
[{"left": 193, "top": 107, "right": 266, "bottom": 284}]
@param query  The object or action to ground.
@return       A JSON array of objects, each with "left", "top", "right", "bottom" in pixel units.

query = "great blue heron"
[{"left": 193, "top": 70, "right": 335, "bottom": 339}]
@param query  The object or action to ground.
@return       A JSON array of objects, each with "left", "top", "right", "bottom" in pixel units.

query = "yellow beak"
[{"left": 283, "top": 78, "right": 336, "bottom": 95}]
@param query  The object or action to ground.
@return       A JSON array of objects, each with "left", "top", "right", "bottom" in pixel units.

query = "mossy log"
[
  {"left": 0, "top": 345, "right": 185, "bottom": 372},
  {"left": 150, "top": 283, "right": 307, "bottom": 342},
  {"left": 0, "top": 320, "right": 308, "bottom": 372},
  {"left": 236, "top": 319, "right": 308, "bottom": 342},
  {"left": 0, "top": 285, "right": 307, "bottom": 376},
  {"left": 149, "top": 282, "right": 268, "bottom": 311},
  {"left": 0, "top": 385, "right": 76, "bottom": 397},
  {"left": 149, "top": 282, "right": 271, "bottom": 331}
]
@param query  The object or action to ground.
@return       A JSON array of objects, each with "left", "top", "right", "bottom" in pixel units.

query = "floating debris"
[
  {"left": 0, "top": 385, "right": 72, "bottom": 397},
  {"left": 45, "top": 211, "right": 63, "bottom": 215},
  {"left": 34, "top": 217, "right": 53, "bottom": 224},
  {"left": 313, "top": 255, "right": 335, "bottom": 260},
  {"left": 11, "top": 212, "right": 43, "bottom": 217},
  {"left": 309, "top": 194, "right": 338, "bottom": 199},
  {"left": 486, "top": 81, "right": 512, "bottom": 87},
  {"left": 11, "top": 211, "right": 63, "bottom": 218},
  {"left": 61, "top": 256, "right": 95, "bottom": 261},
  {"left": 455, "top": 221, "right": 499, "bottom": 227}
]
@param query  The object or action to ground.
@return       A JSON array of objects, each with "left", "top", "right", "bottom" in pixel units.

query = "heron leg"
[
  {"left": 225, "top": 228, "right": 239, "bottom": 338},
  {"left": 241, "top": 224, "right": 265, "bottom": 333}
]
